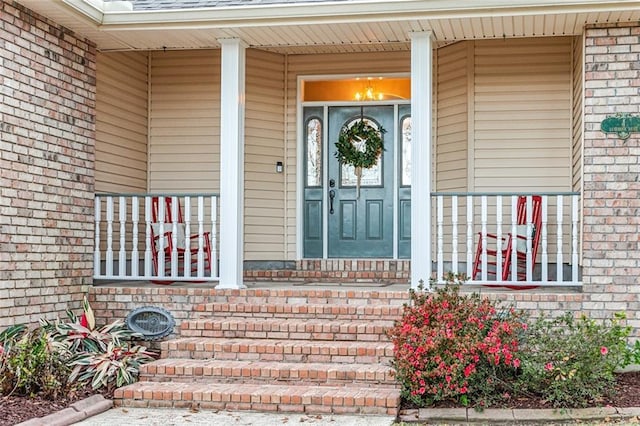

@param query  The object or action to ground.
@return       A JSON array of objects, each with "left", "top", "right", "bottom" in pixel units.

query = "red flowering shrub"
[{"left": 387, "top": 274, "right": 527, "bottom": 408}]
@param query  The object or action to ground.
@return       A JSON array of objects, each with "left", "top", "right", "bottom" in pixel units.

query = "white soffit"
[{"left": 14, "top": 0, "right": 640, "bottom": 52}]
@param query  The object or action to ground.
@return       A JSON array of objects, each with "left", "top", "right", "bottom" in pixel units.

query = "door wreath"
[{"left": 334, "top": 119, "right": 385, "bottom": 198}]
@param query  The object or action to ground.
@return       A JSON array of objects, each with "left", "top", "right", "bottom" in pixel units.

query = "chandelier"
[{"left": 354, "top": 78, "right": 384, "bottom": 101}]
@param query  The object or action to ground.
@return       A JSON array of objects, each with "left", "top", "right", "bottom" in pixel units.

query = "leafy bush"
[
  {"left": 0, "top": 324, "right": 27, "bottom": 394},
  {"left": 624, "top": 339, "right": 640, "bottom": 366},
  {"left": 387, "top": 274, "right": 527, "bottom": 408},
  {"left": 517, "top": 312, "right": 633, "bottom": 408},
  {"left": 42, "top": 297, "right": 157, "bottom": 391},
  {"left": 0, "top": 325, "right": 71, "bottom": 399}
]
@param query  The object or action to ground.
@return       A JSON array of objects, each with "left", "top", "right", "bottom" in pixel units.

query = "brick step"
[
  {"left": 139, "top": 359, "right": 398, "bottom": 387},
  {"left": 193, "top": 302, "right": 405, "bottom": 321},
  {"left": 180, "top": 318, "right": 394, "bottom": 341},
  {"left": 197, "top": 288, "right": 408, "bottom": 306},
  {"left": 161, "top": 337, "right": 394, "bottom": 364},
  {"left": 114, "top": 382, "right": 400, "bottom": 416}
]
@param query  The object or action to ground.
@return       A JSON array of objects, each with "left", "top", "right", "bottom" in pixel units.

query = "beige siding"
[
  {"left": 95, "top": 51, "right": 148, "bottom": 193},
  {"left": 571, "top": 36, "right": 584, "bottom": 193},
  {"left": 245, "top": 49, "right": 286, "bottom": 260},
  {"left": 436, "top": 42, "right": 469, "bottom": 192},
  {"left": 148, "top": 50, "right": 220, "bottom": 193},
  {"left": 471, "top": 38, "right": 573, "bottom": 257},
  {"left": 473, "top": 38, "right": 573, "bottom": 192},
  {"left": 435, "top": 42, "right": 470, "bottom": 256},
  {"left": 285, "top": 51, "right": 411, "bottom": 259}
]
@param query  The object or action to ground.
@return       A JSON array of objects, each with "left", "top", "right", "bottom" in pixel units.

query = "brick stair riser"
[
  {"left": 163, "top": 349, "right": 393, "bottom": 365},
  {"left": 138, "top": 374, "right": 398, "bottom": 388},
  {"left": 193, "top": 304, "right": 405, "bottom": 321},
  {"left": 180, "top": 321, "right": 394, "bottom": 342},
  {"left": 188, "top": 290, "right": 410, "bottom": 308},
  {"left": 113, "top": 383, "right": 399, "bottom": 416},
  {"left": 138, "top": 362, "right": 398, "bottom": 387}
]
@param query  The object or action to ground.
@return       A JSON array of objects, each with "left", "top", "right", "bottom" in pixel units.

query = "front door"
[{"left": 327, "top": 106, "right": 394, "bottom": 257}]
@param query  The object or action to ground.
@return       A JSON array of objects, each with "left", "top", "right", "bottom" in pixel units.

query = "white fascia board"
[
  {"left": 60, "top": 0, "right": 132, "bottom": 23},
  {"left": 64, "top": 0, "right": 640, "bottom": 29},
  {"left": 61, "top": 0, "right": 104, "bottom": 23}
]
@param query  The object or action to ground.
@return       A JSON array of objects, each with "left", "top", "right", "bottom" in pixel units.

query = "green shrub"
[
  {"left": 0, "top": 324, "right": 27, "bottom": 395},
  {"left": 517, "top": 312, "right": 632, "bottom": 408},
  {"left": 387, "top": 274, "right": 527, "bottom": 408},
  {"left": 0, "top": 325, "right": 71, "bottom": 399}
]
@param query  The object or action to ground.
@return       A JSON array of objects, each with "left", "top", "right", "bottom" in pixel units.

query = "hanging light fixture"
[{"left": 354, "top": 77, "right": 384, "bottom": 101}]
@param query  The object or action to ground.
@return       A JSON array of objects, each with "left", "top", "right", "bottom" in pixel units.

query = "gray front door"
[{"left": 327, "top": 106, "right": 394, "bottom": 258}]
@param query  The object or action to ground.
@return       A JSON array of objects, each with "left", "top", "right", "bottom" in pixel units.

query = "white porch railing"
[
  {"left": 93, "top": 193, "right": 219, "bottom": 282},
  {"left": 432, "top": 192, "right": 581, "bottom": 287}
]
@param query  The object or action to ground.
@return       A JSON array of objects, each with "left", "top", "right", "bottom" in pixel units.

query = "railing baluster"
[
  {"left": 106, "top": 197, "right": 114, "bottom": 277},
  {"left": 197, "top": 196, "right": 205, "bottom": 277},
  {"left": 572, "top": 195, "right": 579, "bottom": 283},
  {"left": 157, "top": 197, "right": 166, "bottom": 278},
  {"left": 144, "top": 197, "right": 152, "bottom": 278},
  {"left": 451, "top": 196, "right": 458, "bottom": 275},
  {"left": 94, "top": 196, "right": 101, "bottom": 277},
  {"left": 183, "top": 197, "right": 191, "bottom": 278},
  {"left": 525, "top": 196, "right": 533, "bottom": 282},
  {"left": 480, "top": 195, "right": 488, "bottom": 281},
  {"left": 556, "top": 195, "right": 564, "bottom": 283},
  {"left": 211, "top": 195, "right": 218, "bottom": 278},
  {"left": 496, "top": 195, "right": 503, "bottom": 281},
  {"left": 466, "top": 195, "right": 473, "bottom": 279},
  {"left": 437, "top": 195, "right": 444, "bottom": 282},
  {"left": 170, "top": 196, "right": 179, "bottom": 277},
  {"left": 118, "top": 197, "right": 127, "bottom": 277},
  {"left": 510, "top": 195, "right": 518, "bottom": 282},
  {"left": 131, "top": 197, "right": 139, "bottom": 277},
  {"left": 541, "top": 196, "right": 548, "bottom": 282}
]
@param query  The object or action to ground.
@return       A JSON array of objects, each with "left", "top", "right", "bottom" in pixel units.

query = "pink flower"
[
  {"left": 513, "top": 358, "right": 521, "bottom": 368},
  {"left": 600, "top": 346, "right": 608, "bottom": 356},
  {"left": 544, "top": 362, "right": 554, "bottom": 372},
  {"left": 464, "top": 364, "right": 475, "bottom": 377}
]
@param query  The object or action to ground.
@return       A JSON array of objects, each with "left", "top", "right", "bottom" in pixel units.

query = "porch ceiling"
[{"left": 16, "top": 0, "right": 640, "bottom": 53}]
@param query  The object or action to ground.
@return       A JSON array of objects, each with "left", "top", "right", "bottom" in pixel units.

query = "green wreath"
[
  {"left": 334, "top": 119, "right": 385, "bottom": 197},
  {"left": 335, "top": 119, "right": 385, "bottom": 169}
]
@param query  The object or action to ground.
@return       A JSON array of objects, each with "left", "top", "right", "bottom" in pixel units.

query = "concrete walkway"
[
  {"left": 72, "top": 407, "right": 396, "bottom": 426},
  {"left": 19, "top": 395, "right": 640, "bottom": 425}
]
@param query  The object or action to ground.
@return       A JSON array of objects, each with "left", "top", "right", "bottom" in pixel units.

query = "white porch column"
[
  {"left": 410, "top": 32, "right": 433, "bottom": 289},
  {"left": 218, "top": 38, "right": 246, "bottom": 289}
]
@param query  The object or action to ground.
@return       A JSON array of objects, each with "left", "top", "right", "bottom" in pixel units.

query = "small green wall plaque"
[{"left": 600, "top": 113, "right": 640, "bottom": 140}]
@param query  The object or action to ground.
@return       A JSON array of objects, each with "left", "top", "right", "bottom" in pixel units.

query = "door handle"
[{"left": 329, "top": 189, "right": 335, "bottom": 215}]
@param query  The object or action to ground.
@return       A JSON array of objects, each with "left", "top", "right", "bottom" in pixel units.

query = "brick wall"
[
  {"left": 583, "top": 24, "right": 640, "bottom": 336},
  {"left": 0, "top": 1, "right": 96, "bottom": 327}
]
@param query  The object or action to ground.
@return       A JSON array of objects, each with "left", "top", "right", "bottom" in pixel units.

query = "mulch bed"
[
  {"left": 0, "top": 386, "right": 113, "bottom": 426},
  {"left": 401, "top": 371, "right": 640, "bottom": 411}
]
